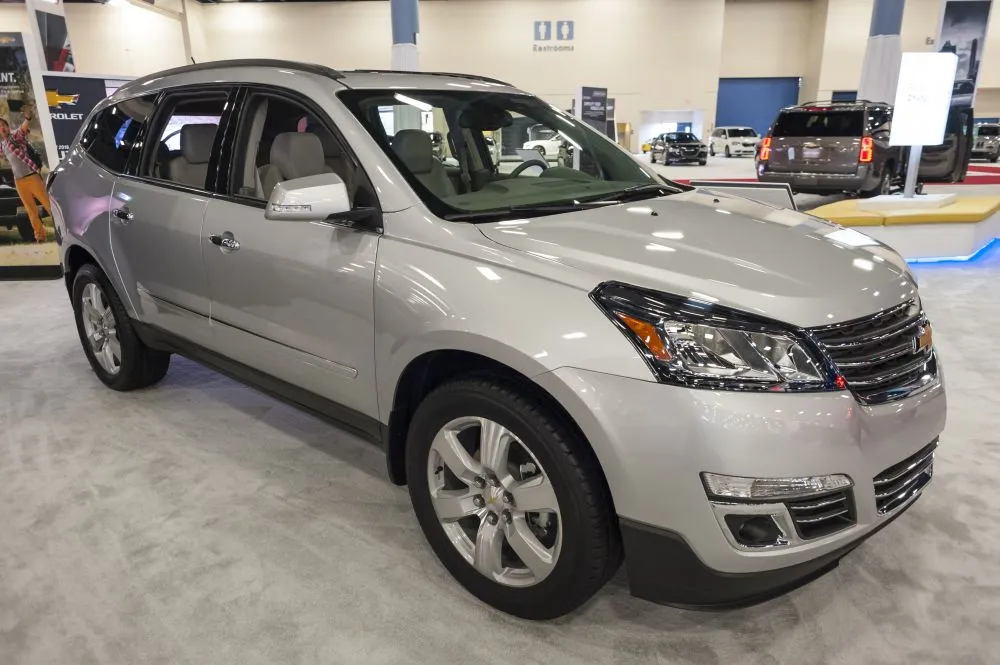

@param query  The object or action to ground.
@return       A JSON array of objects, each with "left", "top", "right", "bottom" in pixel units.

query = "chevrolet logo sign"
[{"left": 913, "top": 323, "right": 933, "bottom": 354}]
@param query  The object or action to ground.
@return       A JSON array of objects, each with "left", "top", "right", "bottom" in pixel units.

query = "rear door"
[
  {"left": 109, "top": 86, "right": 233, "bottom": 345},
  {"left": 767, "top": 109, "right": 863, "bottom": 174},
  {"left": 919, "top": 107, "right": 973, "bottom": 181}
]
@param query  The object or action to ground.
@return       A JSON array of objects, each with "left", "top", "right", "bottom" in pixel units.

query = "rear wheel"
[
  {"left": 71, "top": 263, "right": 171, "bottom": 391},
  {"left": 406, "top": 377, "right": 620, "bottom": 620},
  {"left": 863, "top": 169, "right": 892, "bottom": 198}
]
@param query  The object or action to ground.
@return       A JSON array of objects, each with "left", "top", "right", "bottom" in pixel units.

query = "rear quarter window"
[
  {"left": 79, "top": 97, "right": 155, "bottom": 173},
  {"left": 773, "top": 111, "right": 864, "bottom": 138}
]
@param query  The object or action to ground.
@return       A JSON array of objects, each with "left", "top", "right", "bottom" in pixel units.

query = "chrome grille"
[
  {"left": 873, "top": 440, "right": 936, "bottom": 514},
  {"left": 810, "top": 300, "right": 937, "bottom": 405},
  {"left": 785, "top": 490, "right": 855, "bottom": 540}
]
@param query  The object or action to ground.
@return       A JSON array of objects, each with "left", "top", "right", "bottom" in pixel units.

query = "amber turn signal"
[{"left": 616, "top": 312, "right": 671, "bottom": 361}]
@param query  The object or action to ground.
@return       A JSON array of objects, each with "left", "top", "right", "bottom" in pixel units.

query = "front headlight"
[{"left": 592, "top": 282, "right": 842, "bottom": 392}]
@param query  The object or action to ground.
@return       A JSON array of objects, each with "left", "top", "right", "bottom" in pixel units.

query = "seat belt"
[{"left": 449, "top": 128, "right": 473, "bottom": 193}]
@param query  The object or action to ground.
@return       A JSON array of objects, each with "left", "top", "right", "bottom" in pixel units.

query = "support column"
[
  {"left": 857, "top": 0, "right": 905, "bottom": 103},
  {"left": 390, "top": 0, "right": 421, "bottom": 132},
  {"left": 390, "top": 0, "right": 420, "bottom": 72}
]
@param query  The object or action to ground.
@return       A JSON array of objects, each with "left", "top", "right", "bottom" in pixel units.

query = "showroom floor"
[{"left": 3, "top": 196, "right": 1000, "bottom": 664}]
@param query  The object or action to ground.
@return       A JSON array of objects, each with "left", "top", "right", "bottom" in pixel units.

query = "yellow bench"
[{"left": 810, "top": 196, "right": 1000, "bottom": 227}]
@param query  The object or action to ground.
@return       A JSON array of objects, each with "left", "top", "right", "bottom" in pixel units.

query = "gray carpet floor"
[{"left": 2, "top": 250, "right": 1000, "bottom": 664}]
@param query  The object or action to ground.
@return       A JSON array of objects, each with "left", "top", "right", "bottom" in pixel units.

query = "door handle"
[
  {"left": 112, "top": 207, "right": 133, "bottom": 225},
  {"left": 209, "top": 233, "right": 240, "bottom": 252}
]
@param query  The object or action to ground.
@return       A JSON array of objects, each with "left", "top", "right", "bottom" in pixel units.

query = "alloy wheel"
[
  {"left": 80, "top": 282, "right": 122, "bottom": 375},
  {"left": 426, "top": 416, "right": 562, "bottom": 588}
]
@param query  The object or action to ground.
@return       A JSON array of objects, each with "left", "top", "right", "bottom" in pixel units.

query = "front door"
[
  {"left": 109, "top": 87, "right": 232, "bottom": 346},
  {"left": 201, "top": 88, "right": 381, "bottom": 422}
]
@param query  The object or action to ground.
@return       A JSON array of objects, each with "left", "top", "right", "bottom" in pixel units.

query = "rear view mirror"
[{"left": 265, "top": 173, "right": 350, "bottom": 222}]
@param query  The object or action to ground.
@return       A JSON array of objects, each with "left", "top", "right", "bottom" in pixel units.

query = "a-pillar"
[{"left": 857, "top": 0, "right": 906, "bottom": 103}]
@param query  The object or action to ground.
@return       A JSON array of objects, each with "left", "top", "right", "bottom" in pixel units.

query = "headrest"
[
  {"left": 180, "top": 124, "right": 218, "bottom": 164},
  {"left": 392, "top": 129, "right": 434, "bottom": 174},
  {"left": 270, "top": 132, "right": 328, "bottom": 180}
]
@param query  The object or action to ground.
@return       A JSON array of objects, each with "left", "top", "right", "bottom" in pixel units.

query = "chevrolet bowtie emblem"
[
  {"left": 914, "top": 323, "right": 933, "bottom": 353},
  {"left": 47, "top": 91, "right": 79, "bottom": 109}
]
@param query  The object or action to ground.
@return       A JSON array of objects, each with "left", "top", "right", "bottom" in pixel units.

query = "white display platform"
[
  {"left": 861, "top": 211, "right": 1000, "bottom": 262},
  {"left": 856, "top": 193, "right": 958, "bottom": 211}
]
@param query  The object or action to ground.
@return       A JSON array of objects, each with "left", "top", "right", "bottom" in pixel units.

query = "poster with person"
[
  {"left": 938, "top": 0, "right": 993, "bottom": 108},
  {"left": 0, "top": 32, "right": 58, "bottom": 279}
]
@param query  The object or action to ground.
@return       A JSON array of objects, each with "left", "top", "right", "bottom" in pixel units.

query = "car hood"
[{"left": 477, "top": 189, "right": 917, "bottom": 328}]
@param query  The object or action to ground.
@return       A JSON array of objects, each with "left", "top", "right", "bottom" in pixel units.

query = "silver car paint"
[{"left": 52, "top": 64, "right": 946, "bottom": 577}]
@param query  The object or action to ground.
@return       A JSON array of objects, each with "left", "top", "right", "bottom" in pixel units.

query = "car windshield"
[
  {"left": 666, "top": 132, "right": 699, "bottom": 142},
  {"left": 339, "top": 89, "right": 682, "bottom": 221},
  {"left": 727, "top": 128, "right": 758, "bottom": 138},
  {"left": 977, "top": 125, "right": 999, "bottom": 136}
]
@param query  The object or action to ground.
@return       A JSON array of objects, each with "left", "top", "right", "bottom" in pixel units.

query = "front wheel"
[
  {"left": 71, "top": 263, "right": 171, "bottom": 391},
  {"left": 534, "top": 146, "right": 546, "bottom": 157},
  {"left": 406, "top": 378, "right": 620, "bottom": 620},
  {"left": 709, "top": 144, "right": 715, "bottom": 156},
  {"left": 991, "top": 152, "right": 999, "bottom": 163},
  {"left": 650, "top": 151, "right": 656, "bottom": 164},
  {"left": 699, "top": 160, "right": 707, "bottom": 166},
  {"left": 724, "top": 145, "right": 731, "bottom": 158}
]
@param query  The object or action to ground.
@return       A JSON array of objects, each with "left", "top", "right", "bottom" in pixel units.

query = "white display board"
[{"left": 889, "top": 52, "right": 958, "bottom": 146}]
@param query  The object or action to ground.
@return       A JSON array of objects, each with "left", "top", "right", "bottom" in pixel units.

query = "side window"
[
  {"left": 79, "top": 96, "right": 155, "bottom": 173},
  {"left": 229, "top": 92, "right": 360, "bottom": 205},
  {"left": 139, "top": 90, "right": 228, "bottom": 190}
]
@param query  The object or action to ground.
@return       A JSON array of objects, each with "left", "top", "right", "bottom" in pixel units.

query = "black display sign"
[
  {"left": 605, "top": 97, "right": 616, "bottom": 139},
  {"left": 580, "top": 86, "right": 607, "bottom": 133},
  {"left": 42, "top": 74, "right": 107, "bottom": 161}
]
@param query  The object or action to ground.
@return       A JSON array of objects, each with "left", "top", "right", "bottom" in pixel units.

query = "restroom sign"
[{"left": 533, "top": 20, "right": 575, "bottom": 52}]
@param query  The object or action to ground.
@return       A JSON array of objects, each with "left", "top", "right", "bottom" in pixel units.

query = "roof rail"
[
  {"left": 126, "top": 59, "right": 344, "bottom": 89},
  {"left": 343, "top": 69, "right": 513, "bottom": 86},
  {"left": 797, "top": 99, "right": 881, "bottom": 106}
]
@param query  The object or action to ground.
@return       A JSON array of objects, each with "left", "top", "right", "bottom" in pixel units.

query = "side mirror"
[{"left": 265, "top": 173, "right": 351, "bottom": 222}]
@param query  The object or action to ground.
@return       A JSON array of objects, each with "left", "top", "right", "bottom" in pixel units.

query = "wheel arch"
[{"left": 383, "top": 347, "right": 613, "bottom": 519}]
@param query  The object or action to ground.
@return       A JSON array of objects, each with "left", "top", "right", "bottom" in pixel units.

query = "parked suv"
[
  {"left": 649, "top": 131, "right": 708, "bottom": 165},
  {"left": 709, "top": 126, "right": 759, "bottom": 157},
  {"left": 972, "top": 123, "right": 1000, "bottom": 162},
  {"left": 756, "top": 100, "right": 902, "bottom": 196},
  {"left": 50, "top": 61, "right": 946, "bottom": 620}
]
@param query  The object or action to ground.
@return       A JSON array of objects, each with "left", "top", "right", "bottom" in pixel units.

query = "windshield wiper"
[
  {"left": 587, "top": 182, "right": 683, "bottom": 204},
  {"left": 443, "top": 200, "right": 613, "bottom": 221}
]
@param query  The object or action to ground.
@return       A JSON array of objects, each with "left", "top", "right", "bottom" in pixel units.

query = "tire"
[
  {"left": 71, "top": 263, "right": 171, "bottom": 391},
  {"left": 406, "top": 377, "right": 620, "bottom": 620},
  {"left": 862, "top": 169, "right": 892, "bottom": 198},
  {"left": 650, "top": 151, "right": 656, "bottom": 164},
  {"left": 15, "top": 216, "right": 34, "bottom": 242},
  {"left": 709, "top": 144, "right": 715, "bottom": 157},
  {"left": 724, "top": 145, "right": 731, "bottom": 158},
  {"left": 699, "top": 160, "right": 707, "bottom": 166},
  {"left": 534, "top": 146, "right": 546, "bottom": 157},
  {"left": 991, "top": 153, "right": 999, "bottom": 163}
]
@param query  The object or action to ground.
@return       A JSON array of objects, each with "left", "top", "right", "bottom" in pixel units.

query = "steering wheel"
[{"left": 509, "top": 160, "right": 548, "bottom": 177}]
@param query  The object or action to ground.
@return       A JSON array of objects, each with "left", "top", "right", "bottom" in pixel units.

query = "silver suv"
[{"left": 49, "top": 60, "right": 946, "bottom": 619}]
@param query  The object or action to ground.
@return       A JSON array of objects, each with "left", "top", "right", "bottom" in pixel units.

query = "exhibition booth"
[{"left": 0, "top": 0, "right": 999, "bottom": 663}]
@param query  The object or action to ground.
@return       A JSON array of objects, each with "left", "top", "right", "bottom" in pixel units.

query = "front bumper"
[
  {"left": 535, "top": 366, "right": 946, "bottom": 608},
  {"left": 758, "top": 165, "right": 875, "bottom": 193}
]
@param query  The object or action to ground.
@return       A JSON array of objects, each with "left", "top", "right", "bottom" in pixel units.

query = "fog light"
[
  {"left": 724, "top": 514, "right": 785, "bottom": 548},
  {"left": 702, "top": 472, "right": 852, "bottom": 501}
]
